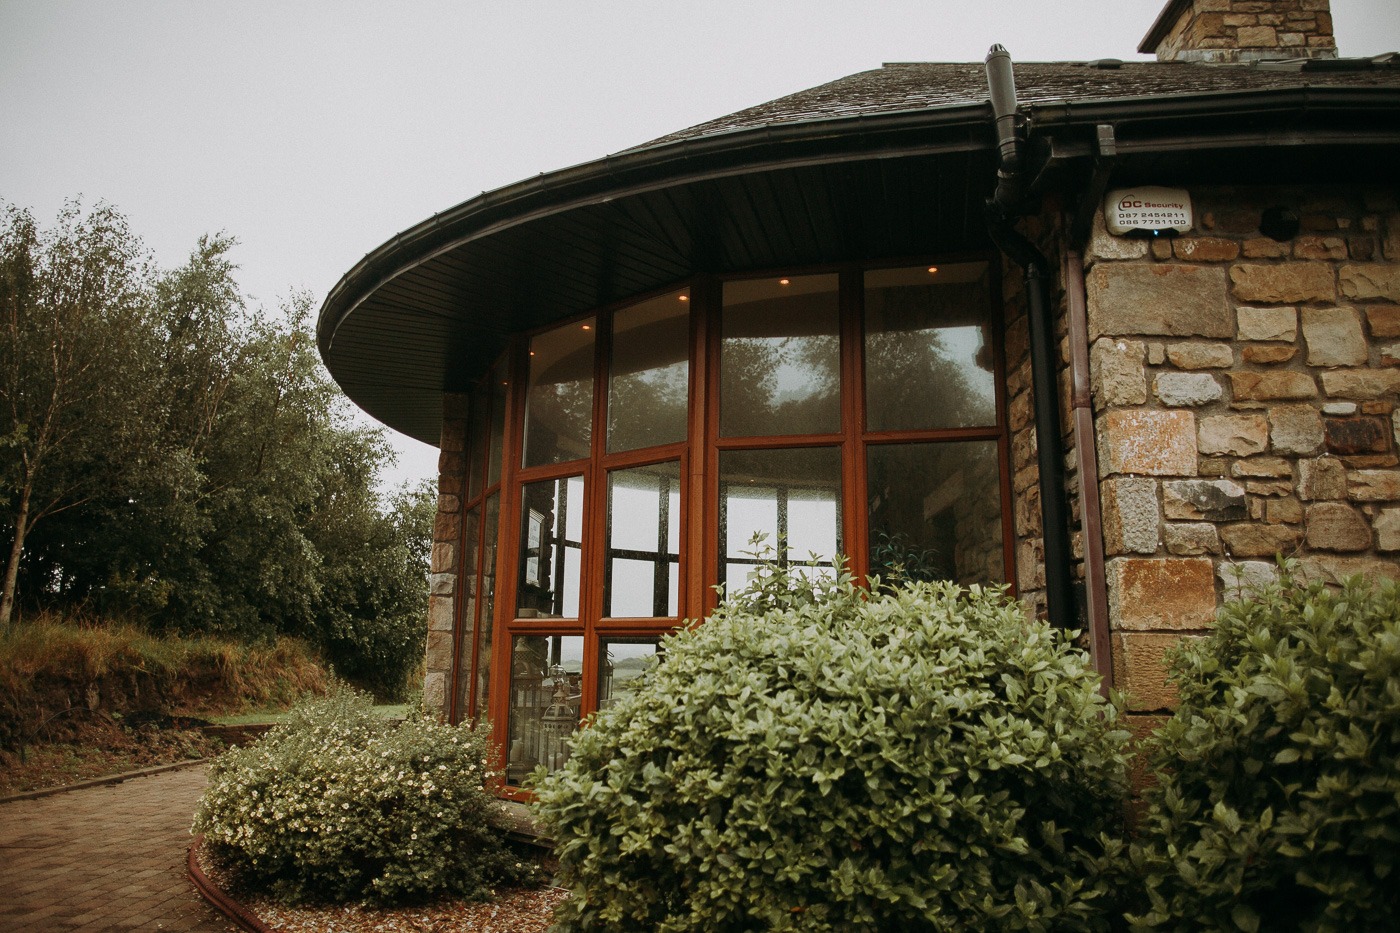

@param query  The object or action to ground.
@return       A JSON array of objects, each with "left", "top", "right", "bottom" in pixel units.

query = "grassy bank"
[{"left": 1, "top": 613, "right": 329, "bottom": 749}]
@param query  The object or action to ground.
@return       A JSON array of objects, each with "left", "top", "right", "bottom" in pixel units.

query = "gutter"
[{"left": 984, "top": 45, "right": 1077, "bottom": 632}]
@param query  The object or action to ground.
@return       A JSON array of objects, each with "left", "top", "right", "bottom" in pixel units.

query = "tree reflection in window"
[{"left": 721, "top": 275, "right": 840, "bottom": 437}]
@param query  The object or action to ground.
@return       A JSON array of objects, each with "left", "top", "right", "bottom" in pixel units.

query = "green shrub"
[
  {"left": 531, "top": 561, "right": 1132, "bottom": 932},
  {"left": 1128, "top": 567, "right": 1400, "bottom": 932},
  {"left": 194, "top": 686, "right": 534, "bottom": 904}
]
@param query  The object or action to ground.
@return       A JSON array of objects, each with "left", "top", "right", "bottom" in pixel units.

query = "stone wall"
[
  {"left": 1086, "top": 185, "right": 1400, "bottom": 721},
  {"left": 1149, "top": 0, "right": 1337, "bottom": 63},
  {"left": 423, "top": 391, "right": 469, "bottom": 719}
]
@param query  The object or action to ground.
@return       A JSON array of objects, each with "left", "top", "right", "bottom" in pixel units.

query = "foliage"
[
  {"left": 0, "top": 610, "right": 327, "bottom": 749},
  {"left": 1128, "top": 568, "right": 1400, "bottom": 932},
  {"left": 194, "top": 687, "right": 535, "bottom": 905},
  {"left": 531, "top": 557, "right": 1132, "bottom": 932},
  {"left": 1, "top": 200, "right": 432, "bottom": 699}
]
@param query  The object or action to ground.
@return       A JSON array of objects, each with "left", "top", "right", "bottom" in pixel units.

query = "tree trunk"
[{"left": 0, "top": 480, "right": 31, "bottom": 626}]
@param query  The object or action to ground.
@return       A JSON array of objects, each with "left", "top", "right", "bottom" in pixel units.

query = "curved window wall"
[{"left": 450, "top": 262, "right": 1012, "bottom": 792}]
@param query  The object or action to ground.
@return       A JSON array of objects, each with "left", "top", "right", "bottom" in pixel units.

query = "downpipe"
[{"left": 984, "top": 44, "right": 1076, "bottom": 631}]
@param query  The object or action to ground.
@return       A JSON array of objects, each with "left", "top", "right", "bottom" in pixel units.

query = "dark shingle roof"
[{"left": 638, "top": 57, "right": 1400, "bottom": 149}]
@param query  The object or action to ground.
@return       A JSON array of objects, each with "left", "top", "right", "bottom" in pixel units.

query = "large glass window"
[
  {"left": 721, "top": 275, "right": 840, "bottom": 437},
  {"left": 719, "top": 447, "right": 842, "bottom": 595},
  {"left": 604, "top": 462, "right": 681, "bottom": 618},
  {"left": 524, "top": 319, "right": 595, "bottom": 466},
  {"left": 460, "top": 259, "right": 1010, "bottom": 790},
  {"left": 507, "top": 634, "right": 583, "bottom": 784},
  {"left": 517, "top": 477, "right": 584, "bottom": 619},
  {"left": 864, "top": 263, "right": 996, "bottom": 431},
  {"left": 867, "top": 441, "right": 1005, "bottom": 585},
  {"left": 608, "top": 291, "right": 690, "bottom": 453}
]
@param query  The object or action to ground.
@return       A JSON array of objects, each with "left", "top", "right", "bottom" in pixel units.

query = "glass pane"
[
  {"left": 453, "top": 505, "right": 481, "bottom": 720},
  {"left": 864, "top": 263, "right": 996, "bottom": 431},
  {"left": 524, "top": 319, "right": 595, "bottom": 466},
  {"left": 471, "top": 494, "right": 499, "bottom": 720},
  {"left": 507, "top": 634, "right": 584, "bottom": 783},
  {"left": 605, "top": 462, "right": 681, "bottom": 618},
  {"left": 598, "top": 639, "right": 660, "bottom": 710},
  {"left": 867, "top": 441, "right": 1005, "bottom": 586},
  {"left": 518, "top": 476, "right": 585, "bottom": 619},
  {"left": 719, "top": 447, "right": 842, "bottom": 595},
  {"left": 721, "top": 274, "right": 840, "bottom": 436},
  {"left": 467, "top": 388, "right": 489, "bottom": 501},
  {"left": 608, "top": 291, "right": 690, "bottom": 453},
  {"left": 487, "top": 364, "right": 508, "bottom": 488}
]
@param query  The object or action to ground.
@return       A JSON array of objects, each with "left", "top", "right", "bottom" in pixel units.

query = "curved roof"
[{"left": 318, "top": 56, "right": 1400, "bottom": 446}]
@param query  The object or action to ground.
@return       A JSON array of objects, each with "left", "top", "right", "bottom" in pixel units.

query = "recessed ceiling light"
[
  {"left": 778, "top": 278, "right": 791, "bottom": 286},
  {"left": 927, "top": 266, "right": 939, "bottom": 275},
  {"left": 581, "top": 324, "right": 591, "bottom": 330},
  {"left": 678, "top": 294, "right": 689, "bottom": 302}
]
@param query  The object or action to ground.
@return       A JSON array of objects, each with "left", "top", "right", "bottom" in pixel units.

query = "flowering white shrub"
[{"left": 194, "top": 687, "right": 534, "bottom": 904}]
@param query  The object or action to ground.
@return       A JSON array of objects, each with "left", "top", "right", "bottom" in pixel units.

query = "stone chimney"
[{"left": 1139, "top": 0, "right": 1338, "bottom": 63}]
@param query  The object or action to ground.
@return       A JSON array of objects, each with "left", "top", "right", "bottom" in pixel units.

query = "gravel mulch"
[{"left": 193, "top": 839, "right": 570, "bottom": 932}]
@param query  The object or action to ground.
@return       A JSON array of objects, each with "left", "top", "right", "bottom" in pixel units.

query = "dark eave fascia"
[
  {"left": 317, "top": 102, "right": 994, "bottom": 362},
  {"left": 1139, "top": 0, "right": 1189, "bottom": 55}
]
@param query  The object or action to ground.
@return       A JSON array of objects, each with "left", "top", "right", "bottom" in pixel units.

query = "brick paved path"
[{"left": 0, "top": 765, "right": 236, "bottom": 932}]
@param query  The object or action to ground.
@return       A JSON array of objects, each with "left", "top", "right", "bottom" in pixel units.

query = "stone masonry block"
[
  {"left": 1155, "top": 372, "right": 1222, "bottom": 407},
  {"left": 1090, "top": 338, "right": 1147, "bottom": 408},
  {"left": 423, "top": 672, "right": 447, "bottom": 716},
  {"left": 428, "top": 594, "right": 456, "bottom": 632},
  {"left": 1166, "top": 342, "right": 1234, "bottom": 369},
  {"left": 1375, "top": 508, "right": 1400, "bottom": 551},
  {"left": 1319, "top": 369, "right": 1400, "bottom": 400},
  {"left": 1102, "top": 477, "right": 1160, "bottom": 555},
  {"left": 1229, "top": 371, "right": 1318, "bottom": 401},
  {"left": 1164, "top": 522, "right": 1221, "bottom": 556},
  {"left": 1217, "top": 560, "right": 1280, "bottom": 600},
  {"left": 1198, "top": 414, "right": 1269, "bottom": 456},
  {"left": 1349, "top": 469, "right": 1400, "bottom": 501},
  {"left": 1298, "top": 457, "right": 1347, "bottom": 500},
  {"left": 1230, "top": 263, "right": 1336, "bottom": 304},
  {"left": 1087, "top": 264, "right": 1232, "bottom": 338},
  {"left": 1087, "top": 210, "right": 1150, "bottom": 262},
  {"left": 1302, "top": 306, "right": 1367, "bottom": 366},
  {"left": 1340, "top": 263, "right": 1400, "bottom": 301},
  {"left": 1113, "top": 632, "right": 1187, "bottom": 712},
  {"left": 1220, "top": 522, "right": 1303, "bottom": 558},
  {"left": 1107, "top": 557, "right": 1217, "bottom": 631},
  {"left": 1305, "top": 502, "right": 1372, "bottom": 552},
  {"left": 1163, "top": 478, "right": 1248, "bottom": 521},
  {"left": 1237, "top": 305, "right": 1297, "bottom": 341},
  {"left": 1366, "top": 305, "right": 1400, "bottom": 337},
  {"left": 1099, "top": 410, "right": 1198, "bottom": 476},
  {"left": 430, "top": 541, "right": 457, "bottom": 574},
  {"left": 1269, "top": 403, "right": 1324, "bottom": 455}
]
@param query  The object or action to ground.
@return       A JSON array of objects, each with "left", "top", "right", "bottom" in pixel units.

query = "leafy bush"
[
  {"left": 531, "top": 561, "right": 1132, "bottom": 932},
  {"left": 1128, "top": 568, "right": 1400, "bottom": 932},
  {"left": 194, "top": 687, "right": 534, "bottom": 904}
]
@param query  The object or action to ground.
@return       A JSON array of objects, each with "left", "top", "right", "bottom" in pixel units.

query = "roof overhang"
[{"left": 318, "top": 83, "right": 1400, "bottom": 446}]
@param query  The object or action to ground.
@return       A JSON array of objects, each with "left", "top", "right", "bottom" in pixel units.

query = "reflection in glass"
[
  {"left": 864, "top": 263, "right": 996, "bottom": 431},
  {"left": 719, "top": 447, "right": 842, "bottom": 595},
  {"left": 517, "top": 476, "right": 585, "bottom": 618},
  {"left": 721, "top": 275, "right": 840, "bottom": 437},
  {"left": 467, "top": 389, "right": 489, "bottom": 501},
  {"left": 609, "top": 292, "right": 690, "bottom": 453},
  {"left": 524, "top": 320, "right": 595, "bottom": 466},
  {"left": 487, "top": 365, "right": 508, "bottom": 488},
  {"left": 604, "top": 462, "right": 680, "bottom": 617},
  {"left": 867, "top": 441, "right": 1005, "bottom": 586},
  {"left": 598, "top": 639, "right": 660, "bottom": 710},
  {"left": 453, "top": 505, "right": 481, "bottom": 720},
  {"left": 471, "top": 494, "right": 499, "bottom": 720},
  {"left": 507, "top": 635, "right": 583, "bottom": 783}
]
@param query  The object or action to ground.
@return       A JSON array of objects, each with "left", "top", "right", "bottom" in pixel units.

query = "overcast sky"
[{"left": 4, "top": 0, "right": 1399, "bottom": 490}]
